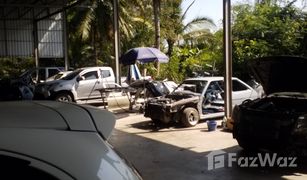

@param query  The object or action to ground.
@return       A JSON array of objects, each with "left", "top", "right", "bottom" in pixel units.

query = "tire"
[
  {"left": 55, "top": 93, "right": 73, "bottom": 102},
  {"left": 181, "top": 107, "right": 200, "bottom": 127}
]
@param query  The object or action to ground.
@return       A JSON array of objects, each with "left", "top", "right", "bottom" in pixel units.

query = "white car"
[
  {"left": 0, "top": 101, "right": 142, "bottom": 180},
  {"left": 34, "top": 67, "right": 116, "bottom": 102},
  {"left": 144, "top": 76, "right": 260, "bottom": 127},
  {"left": 20, "top": 67, "right": 64, "bottom": 84}
]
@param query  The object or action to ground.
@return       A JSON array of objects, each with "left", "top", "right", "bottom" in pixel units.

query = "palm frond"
[
  {"left": 181, "top": 0, "right": 195, "bottom": 22},
  {"left": 75, "top": 0, "right": 97, "bottom": 40},
  {"left": 183, "top": 16, "right": 215, "bottom": 33}
]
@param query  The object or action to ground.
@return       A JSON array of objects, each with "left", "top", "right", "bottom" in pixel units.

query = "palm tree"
[
  {"left": 160, "top": 0, "right": 215, "bottom": 56},
  {"left": 68, "top": 0, "right": 147, "bottom": 67}
]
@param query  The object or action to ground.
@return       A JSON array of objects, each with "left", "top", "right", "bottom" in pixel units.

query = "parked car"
[
  {"left": 144, "top": 76, "right": 259, "bottom": 127},
  {"left": 20, "top": 67, "right": 64, "bottom": 84},
  {"left": 0, "top": 101, "right": 142, "bottom": 179},
  {"left": 45, "top": 71, "right": 72, "bottom": 81},
  {"left": 0, "top": 67, "right": 64, "bottom": 101},
  {"left": 233, "top": 56, "right": 307, "bottom": 151},
  {"left": 0, "top": 77, "right": 33, "bottom": 101},
  {"left": 34, "top": 67, "right": 116, "bottom": 102}
]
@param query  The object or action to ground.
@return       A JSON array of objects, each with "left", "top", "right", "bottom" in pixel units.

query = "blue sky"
[
  {"left": 181, "top": 0, "right": 306, "bottom": 28},
  {"left": 181, "top": 0, "right": 249, "bottom": 27}
]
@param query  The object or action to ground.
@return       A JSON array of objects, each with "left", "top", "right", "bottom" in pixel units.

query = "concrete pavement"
[{"left": 109, "top": 112, "right": 307, "bottom": 180}]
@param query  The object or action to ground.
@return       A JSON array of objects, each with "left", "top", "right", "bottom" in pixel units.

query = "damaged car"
[
  {"left": 233, "top": 56, "right": 307, "bottom": 151},
  {"left": 144, "top": 77, "right": 259, "bottom": 127}
]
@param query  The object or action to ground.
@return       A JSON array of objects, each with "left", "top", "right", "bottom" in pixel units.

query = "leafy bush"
[{"left": 0, "top": 57, "right": 35, "bottom": 79}]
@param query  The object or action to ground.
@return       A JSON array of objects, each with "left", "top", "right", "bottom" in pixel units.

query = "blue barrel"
[{"left": 207, "top": 120, "right": 217, "bottom": 131}]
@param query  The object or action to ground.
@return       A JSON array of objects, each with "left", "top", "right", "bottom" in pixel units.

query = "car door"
[
  {"left": 76, "top": 70, "right": 100, "bottom": 99},
  {"left": 100, "top": 68, "right": 115, "bottom": 88},
  {"left": 232, "top": 79, "right": 253, "bottom": 105}
]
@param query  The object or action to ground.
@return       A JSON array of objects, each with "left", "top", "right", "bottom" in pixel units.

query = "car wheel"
[
  {"left": 181, "top": 107, "right": 199, "bottom": 127},
  {"left": 55, "top": 93, "right": 72, "bottom": 102}
]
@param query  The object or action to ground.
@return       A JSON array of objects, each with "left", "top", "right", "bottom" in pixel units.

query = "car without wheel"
[
  {"left": 0, "top": 101, "right": 142, "bottom": 180},
  {"left": 233, "top": 56, "right": 307, "bottom": 151},
  {"left": 144, "top": 76, "right": 260, "bottom": 127}
]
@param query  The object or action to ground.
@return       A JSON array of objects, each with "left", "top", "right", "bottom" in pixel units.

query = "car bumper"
[{"left": 233, "top": 106, "right": 296, "bottom": 149}]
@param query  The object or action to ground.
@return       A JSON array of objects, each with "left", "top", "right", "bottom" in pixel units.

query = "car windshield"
[
  {"left": 53, "top": 73, "right": 65, "bottom": 80},
  {"left": 62, "top": 69, "right": 83, "bottom": 80},
  {"left": 152, "top": 81, "right": 169, "bottom": 95},
  {"left": 175, "top": 80, "right": 208, "bottom": 94}
]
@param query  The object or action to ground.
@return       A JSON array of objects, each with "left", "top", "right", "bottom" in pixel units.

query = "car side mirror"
[{"left": 77, "top": 76, "right": 85, "bottom": 82}]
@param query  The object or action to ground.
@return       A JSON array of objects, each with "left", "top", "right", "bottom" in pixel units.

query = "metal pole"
[
  {"left": 62, "top": 10, "right": 69, "bottom": 70},
  {"left": 3, "top": 18, "right": 8, "bottom": 56},
  {"left": 33, "top": 20, "right": 39, "bottom": 68},
  {"left": 223, "top": 0, "right": 233, "bottom": 129},
  {"left": 113, "top": 0, "right": 120, "bottom": 85}
]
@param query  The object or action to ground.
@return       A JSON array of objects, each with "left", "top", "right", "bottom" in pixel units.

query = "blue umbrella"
[{"left": 120, "top": 47, "right": 169, "bottom": 65}]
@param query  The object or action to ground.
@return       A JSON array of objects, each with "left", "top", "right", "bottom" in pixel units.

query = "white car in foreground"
[{"left": 0, "top": 101, "right": 142, "bottom": 180}]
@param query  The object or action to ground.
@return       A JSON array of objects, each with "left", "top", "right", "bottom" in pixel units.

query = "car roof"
[
  {"left": 184, "top": 76, "right": 239, "bottom": 81},
  {"left": 80, "top": 66, "right": 113, "bottom": 71},
  {"left": 0, "top": 101, "right": 96, "bottom": 131},
  {"left": 0, "top": 101, "right": 115, "bottom": 138}
]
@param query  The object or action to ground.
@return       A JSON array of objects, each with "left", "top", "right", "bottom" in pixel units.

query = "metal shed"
[{"left": 0, "top": 0, "right": 82, "bottom": 69}]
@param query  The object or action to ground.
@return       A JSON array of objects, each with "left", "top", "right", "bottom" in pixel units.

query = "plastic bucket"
[{"left": 207, "top": 120, "right": 217, "bottom": 131}]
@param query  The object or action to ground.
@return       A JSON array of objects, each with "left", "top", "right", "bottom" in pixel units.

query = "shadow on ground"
[
  {"left": 110, "top": 128, "right": 307, "bottom": 180},
  {"left": 128, "top": 119, "right": 230, "bottom": 134}
]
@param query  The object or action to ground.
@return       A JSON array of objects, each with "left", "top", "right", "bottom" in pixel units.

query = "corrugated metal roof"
[{"left": 0, "top": 0, "right": 68, "bottom": 58}]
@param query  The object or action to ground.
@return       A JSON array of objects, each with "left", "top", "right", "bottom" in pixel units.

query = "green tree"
[
  {"left": 67, "top": 0, "right": 151, "bottom": 68},
  {"left": 232, "top": 3, "right": 307, "bottom": 80}
]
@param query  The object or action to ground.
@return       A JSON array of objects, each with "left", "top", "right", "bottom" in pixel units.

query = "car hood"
[
  {"left": 43, "top": 79, "right": 66, "bottom": 85},
  {"left": 249, "top": 56, "right": 307, "bottom": 95}
]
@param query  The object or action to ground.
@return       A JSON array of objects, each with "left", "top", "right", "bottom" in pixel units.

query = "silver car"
[
  {"left": 0, "top": 101, "right": 142, "bottom": 180},
  {"left": 35, "top": 67, "right": 116, "bottom": 102}
]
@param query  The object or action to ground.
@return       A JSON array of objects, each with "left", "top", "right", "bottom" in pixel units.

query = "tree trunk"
[
  {"left": 92, "top": 26, "right": 98, "bottom": 66},
  {"left": 153, "top": 0, "right": 161, "bottom": 75},
  {"left": 167, "top": 39, "right": 174, "bottom": 57}
]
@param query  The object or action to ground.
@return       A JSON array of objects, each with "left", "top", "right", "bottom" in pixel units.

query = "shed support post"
[{"left": 223, "top": 0, "right": 233, "bottom": 129}]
